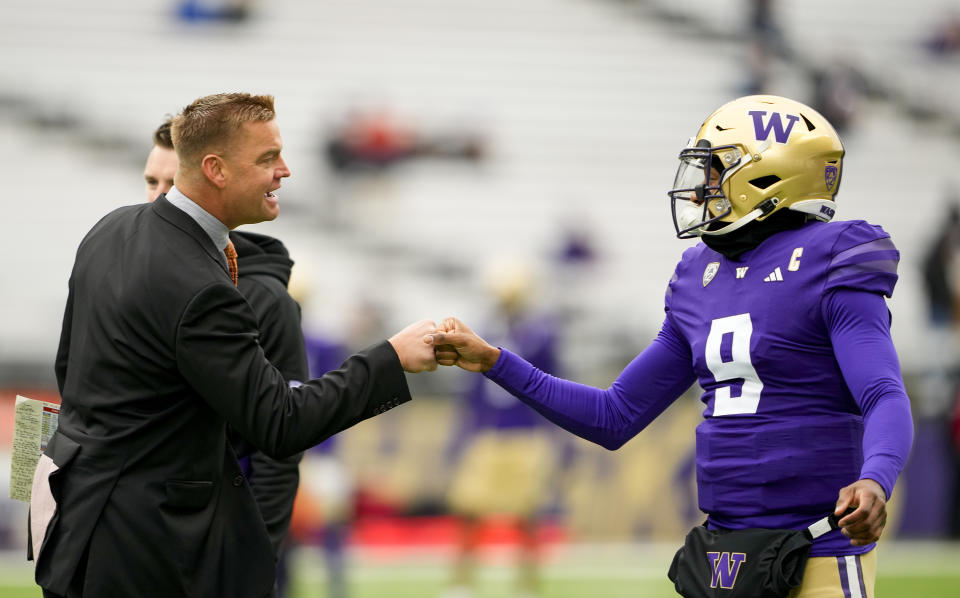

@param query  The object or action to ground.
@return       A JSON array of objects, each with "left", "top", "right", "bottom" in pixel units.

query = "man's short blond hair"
[{"left": 170, "top": 93, "right": 275, "bottom": 169}]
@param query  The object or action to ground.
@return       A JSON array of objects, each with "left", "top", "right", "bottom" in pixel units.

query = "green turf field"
[
  {"left": 2, "top": 541, "right": 958, "bottom": 597},
  {"left": 286, "top": 576, "right": 960, "bottom": 598},
  {"left": 283, "top": 542, "right": 960, "bottom": 598}
]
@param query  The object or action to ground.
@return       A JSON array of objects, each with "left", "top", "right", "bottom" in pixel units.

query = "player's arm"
[
  {"left": 825, "top": 287, "right": 913, "bottom": 546},
  {"left": 431, "top": 315, "right": 697, "bottom": 450}
]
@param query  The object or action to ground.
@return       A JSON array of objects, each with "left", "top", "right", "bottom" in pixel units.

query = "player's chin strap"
[
  {"left": 698, "top": 207, "right": 764, "bottom": 236},
  {"left": 699, "top": 195, "right": 782, "bottom": 237},
  {"left": 700, "top": 198, "right": 838, "bottom": 237},
  {"left": 804, "top": 513, "right": 843, "bottom": 541}
]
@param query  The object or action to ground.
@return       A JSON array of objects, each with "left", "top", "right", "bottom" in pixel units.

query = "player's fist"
[
  {"left": 835, "top": 478, "right": 887, "bottom": 546},
  {"left": 426, "top": 317, "right": 500, "bottom": 373}
]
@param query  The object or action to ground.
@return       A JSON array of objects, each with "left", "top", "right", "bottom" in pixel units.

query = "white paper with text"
[{"left": 10, "top": 394, "right": 59, "bottom": 502}]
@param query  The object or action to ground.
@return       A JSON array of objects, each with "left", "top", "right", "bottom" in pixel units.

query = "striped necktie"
[{"left": 224, "top": 240, "right": 238, "bottom": 286}]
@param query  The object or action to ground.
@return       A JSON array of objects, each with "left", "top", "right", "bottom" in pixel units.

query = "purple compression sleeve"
[
  {"left": 485, "top": 316, "right": 697, "bottom": 450},
  {"left": 823, "top": 287, "right": 913, "bottom": 498},
  {"left": 486, "top": 286, "right": 912, "bottom": 502}
]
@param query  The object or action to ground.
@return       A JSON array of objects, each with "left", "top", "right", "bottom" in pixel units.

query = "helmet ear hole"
[{"left": 749, "top": 175, "right": 781, "bottom": 189}]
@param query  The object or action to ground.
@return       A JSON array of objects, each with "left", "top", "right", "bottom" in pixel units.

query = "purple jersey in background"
[
  {"left": 449, "top": 313, "right": 560, "bottom": 462},
  {"left": 462, "top": 314, "right": 559, "bottom": 433},
  {"left": 486, "top": 219, "right": 912, "bottom": 558},
  {"left": 303, "top": 333, "right": 349, "bottom": 455}
]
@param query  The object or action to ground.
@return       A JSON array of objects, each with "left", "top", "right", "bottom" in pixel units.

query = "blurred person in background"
[
  {"left": 281, "top": 287, "right": 393, "bottom": 598},
  {"left": 320, "top": 106, "right": 487, "bottom": 230},
  {"left": 430, "top": 95, "right": 914, "bottom": 598},
  {"left": 918, "top": 199, "right": 960, "bottom": 419},
  {"left": 919, "top": 198, "right": 960, "bottom": 540},
  {"left": 952, "top": 390, "right": 960, "bottom": 537},
  {"left": 323, "top": 107, "right": 486, "bottom": 176},
  {"left": 30, "top": 92, "right": 438, "bottom": 598},
  {"left": 144, "top": 118, "right": 307, "bottom": 592},
  {"left": 924, "top": 11, "right": 960, "bottom": 57},
  {"left": 809, "top": 56, "right": 869, "bottom": 137},
  {"left": 324, "top": 108, "right": 419, "bottom": 175},
  {"left": 442, "top": 262, "right": 563, "bottom": 598},
  {"left": 743, "top": 0, "right": 789, "bottom": 95},
  {"left": 177, "top": 0, "right": 251, "bottom": 23},
  {"left": 921, "top": 200, "right": 960, "bottom": 329},
  {"left": 290, "top": 421, "right": 353, "bottom": 598},
  {"left": 282, "top": 279, "right": 356, "bottom": 598}
]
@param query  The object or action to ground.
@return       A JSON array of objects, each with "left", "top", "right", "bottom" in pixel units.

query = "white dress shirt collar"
[{"left": 164, "top": 187, "right": 231, "bottom": 261}]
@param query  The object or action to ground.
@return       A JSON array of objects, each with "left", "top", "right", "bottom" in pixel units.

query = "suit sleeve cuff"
[{"left": 362, "top": 340, "right": 413, "bottom": 416}]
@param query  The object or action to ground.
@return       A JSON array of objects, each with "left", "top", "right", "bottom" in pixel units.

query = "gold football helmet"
[{"left": 669, "top": 95, "right": 844, "bottom": 238}]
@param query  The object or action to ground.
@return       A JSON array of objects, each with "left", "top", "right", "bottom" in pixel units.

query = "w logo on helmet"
[
  {"left": 749, "top": 110, "right": 800, "bottom": 143},
  {"left": 707, "top": 551, "right": 747, "bottom": 589}
]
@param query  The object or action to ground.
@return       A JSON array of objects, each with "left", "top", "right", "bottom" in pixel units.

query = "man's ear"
[{"left": 200, "top": 154, "right": 227, "bottom": 189}]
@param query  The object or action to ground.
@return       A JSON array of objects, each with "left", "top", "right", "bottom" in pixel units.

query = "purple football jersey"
[
  {"left": 485, "top": 218, "right": 911, "bottom": 557},
  {"left": 665, "top": 219, "right": 899, "bottom": 553}
]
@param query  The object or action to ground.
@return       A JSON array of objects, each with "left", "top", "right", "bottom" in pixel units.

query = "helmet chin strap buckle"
[{"left": 756, "top": 196, "right": 781, "bottom": 217}]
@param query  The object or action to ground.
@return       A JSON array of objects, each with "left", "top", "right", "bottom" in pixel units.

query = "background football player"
[{"left": 443, "top": 262, "right": 562, "bottom": 598}]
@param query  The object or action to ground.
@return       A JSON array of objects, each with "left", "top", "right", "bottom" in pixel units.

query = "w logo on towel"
[{"left": 707, "top": 551, "right": 747, "bottom": 589}]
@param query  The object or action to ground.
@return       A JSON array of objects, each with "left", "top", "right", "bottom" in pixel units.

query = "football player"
[
  {"left": 443, "top": 263, "right": 562, "bottom": 598},
  {"left": 429, "top": 95, "right": 913, "bottom": 598}
]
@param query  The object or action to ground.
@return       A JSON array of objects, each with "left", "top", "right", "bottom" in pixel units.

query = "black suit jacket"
[{"left": 33, "top": 196, "right": 410, "bottom": 597}]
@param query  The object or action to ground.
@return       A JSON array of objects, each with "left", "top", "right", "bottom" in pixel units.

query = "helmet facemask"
[{"left": 670, "top": 139, "right": 744, "bottom": 238}]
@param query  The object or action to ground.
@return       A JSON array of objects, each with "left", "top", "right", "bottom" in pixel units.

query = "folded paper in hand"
[{"left": 9, "top": 394, "right": 60, "bottom": 503}]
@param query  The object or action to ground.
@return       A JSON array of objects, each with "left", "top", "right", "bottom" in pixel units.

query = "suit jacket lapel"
[{"left": 152, "top": 195, "right": 229, "bottom": 277}]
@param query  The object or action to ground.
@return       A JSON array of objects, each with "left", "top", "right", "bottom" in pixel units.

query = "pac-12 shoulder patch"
[{"left": 703, "top": 262, "right": 720, "bottom": 287}]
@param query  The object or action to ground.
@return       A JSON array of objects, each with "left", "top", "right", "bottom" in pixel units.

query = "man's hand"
[
  {"left": 835, "top": 478, "right": 888, "bottom": 546},
  {"left": 388, "top": 319, "right": 439, "bottom": 373},
  {"left": 425, "top": 317, "right": 500, "bottom": 373}
]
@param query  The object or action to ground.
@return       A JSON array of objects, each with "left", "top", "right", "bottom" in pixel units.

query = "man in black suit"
[
  {"left": 29, "top": 93, "right": 437, "bottom": 598},
  {"left": 144, "top": 118, "right": 307, "bottom": 580}
]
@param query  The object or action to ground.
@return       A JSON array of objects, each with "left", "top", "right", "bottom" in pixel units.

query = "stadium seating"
[{"left": 0, "top": 0, "right": 957, "bottom": 376}]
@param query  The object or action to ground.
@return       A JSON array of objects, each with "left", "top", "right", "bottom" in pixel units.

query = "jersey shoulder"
[
  {"left": 814, "top": 219, "right": 900, "bottom": 297},
  {"left": 672, "top": 242, "right": 717, "bottom": 278},
  {"left": 665, "top": 242, "right": 715, "bottom": 308}
]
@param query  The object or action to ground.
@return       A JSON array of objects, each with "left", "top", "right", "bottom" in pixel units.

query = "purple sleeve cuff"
[{"left": 484, "top": 346, "right": 512, "bottom": 381}]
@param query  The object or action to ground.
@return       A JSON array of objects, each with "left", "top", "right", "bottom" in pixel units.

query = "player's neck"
[{"left": 702, "top": 211, "right": 808, "bottom": 260}]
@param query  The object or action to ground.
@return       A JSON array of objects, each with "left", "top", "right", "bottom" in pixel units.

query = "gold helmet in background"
[{"left": 669, "top": 95, "right": 845, "bottom": 238}]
